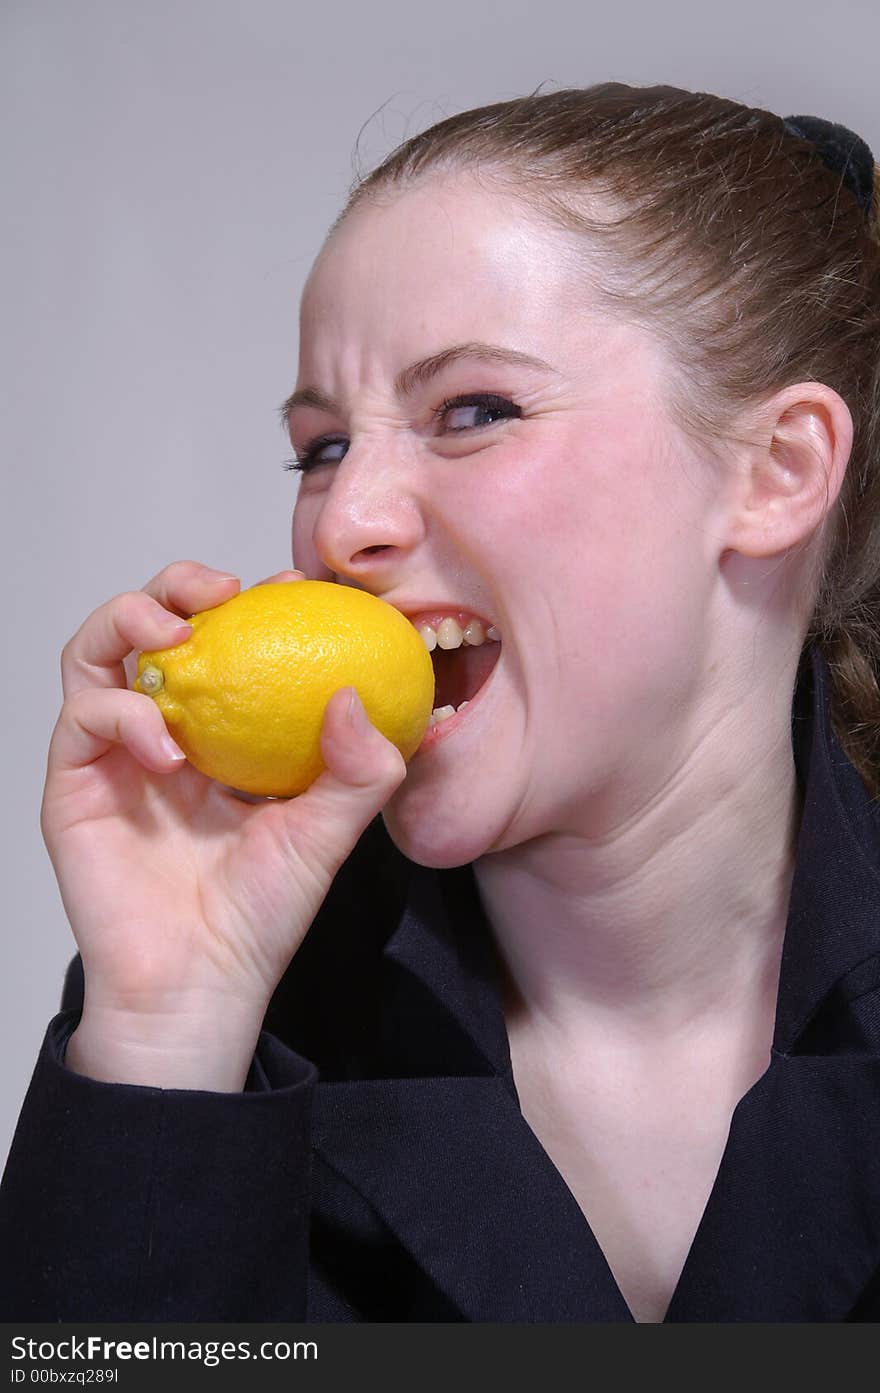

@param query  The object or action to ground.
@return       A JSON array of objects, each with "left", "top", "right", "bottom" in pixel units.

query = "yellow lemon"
[{"left": 135, "top": 581, "right": 435, "bottom": 797}]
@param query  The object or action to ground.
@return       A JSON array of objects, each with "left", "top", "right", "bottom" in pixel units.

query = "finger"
[
  {"left": 61, "top": 592, "right": 195, "bottom": 699},
  {"left": 48, "top": 688, "right": 188, "bottom": 775},
  {"left": 60, "top": 562, "right": 239, "bottom": 700},
  {"left": 140, "top": 559, "right": 241, "bottom": 619},
  {"left": 271, "top": 687, "right": 407, "bottom": 892},
  {"left": 252, "top": 569, "right": 306, "bottom": 587}
]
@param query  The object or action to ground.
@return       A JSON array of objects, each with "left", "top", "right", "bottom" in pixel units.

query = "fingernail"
[
  {"left": 204, "top": 569, "right": 239, "bottom": 583},
  {"left": 160, "top": 734, "right": 187, "bottom": 761},
  {"left": 347, "top": 688, "right": 371, "bottom": 736},
  {"left": 161, "top": 615, "right": 192, "bottom": 635}
]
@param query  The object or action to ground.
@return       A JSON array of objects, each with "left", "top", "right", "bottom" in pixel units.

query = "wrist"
[{"left": 65, "top": 995, "right": 266, "bottom": 1092}]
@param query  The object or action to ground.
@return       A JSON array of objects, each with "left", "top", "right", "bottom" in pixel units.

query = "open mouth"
[
  {"left": 429, "top": 636, "right": 500, "bottom": 714},
  {"left": 403, "top": 610, "right": 502, "bottom": 746}
]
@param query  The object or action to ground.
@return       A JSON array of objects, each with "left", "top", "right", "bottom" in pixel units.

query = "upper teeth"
[{"left": 416, "top": 617, "right": 501, "bottom": 651}]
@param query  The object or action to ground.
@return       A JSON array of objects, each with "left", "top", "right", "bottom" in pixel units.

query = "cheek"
[
  {"left": 494, "top": 434, "right": 711, "bottom": 690},
  {"left": 290, "top": 492, "right": 328, "bottom": 577},
  {"left": 498, "top": 422, "right": 702, "bottom": 583}
]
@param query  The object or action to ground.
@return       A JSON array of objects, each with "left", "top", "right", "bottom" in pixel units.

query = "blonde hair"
[{"left": 335, "top": 83, "right": 880, "bottom": 796}]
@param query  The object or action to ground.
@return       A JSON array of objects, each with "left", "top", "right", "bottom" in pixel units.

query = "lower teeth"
[{"left": 429, "top": 700, "right": 469, "bottom": 727}]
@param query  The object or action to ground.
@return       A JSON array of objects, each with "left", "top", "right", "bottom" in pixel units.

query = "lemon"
[{"left": 134, "top": 581, "right": 436, "bottom": 797}]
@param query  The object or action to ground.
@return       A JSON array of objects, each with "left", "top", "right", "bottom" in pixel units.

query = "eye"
[
  {"left": 282, "top": 436, "right": 348, "bottom": 474},
  {"left": 434, "top": 392, "right": 522, "bottom": 435},
  {"left": 282, "top": 391, "right": 521, "bottom": 474}
]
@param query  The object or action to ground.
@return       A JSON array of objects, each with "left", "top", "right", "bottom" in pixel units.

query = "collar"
[{"left": 775, "top": 641, "right": 880, "bottom": 1048}]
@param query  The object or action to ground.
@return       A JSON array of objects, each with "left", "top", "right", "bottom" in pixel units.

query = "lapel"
[
  {"left": 667, "top": 644, "right": 880, "bottom": 1320},
  {"left": 310, "top": 643, "right": 880, "bottom": 1321},
  {"left": 772, "top": 643, "right": 880, "bottom": 1054},
  {"left": 311, "top": 863, "right": 632, "bottom": 1320},
  {"left": 665, "top": 1050, "right": 880, "bottom": 1320},
  {"left": 311, "top": 1074, "right": 631, "bottom": 1321}
]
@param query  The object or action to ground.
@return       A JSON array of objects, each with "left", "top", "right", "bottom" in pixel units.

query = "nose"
[{"left": 303, "top": 440, "right": 427, "bottom": 584}]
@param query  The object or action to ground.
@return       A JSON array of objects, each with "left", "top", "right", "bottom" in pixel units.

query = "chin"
[{"left": 380, "top": 784, "right": 506, "bottom": 869}]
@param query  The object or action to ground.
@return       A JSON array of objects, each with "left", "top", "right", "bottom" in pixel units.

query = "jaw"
[
  {"left": 381, "top": 674, "right": 522, "bottom": 868},
  {"left": 381, "top": 779, "right": 510, "bottom": 868}
]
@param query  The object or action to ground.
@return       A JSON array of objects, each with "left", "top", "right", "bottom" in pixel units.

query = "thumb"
[
  {"left": 319, "top": 687, "right": 409, "bottom": 793},
  {"left": 275, "top": 687, "right": 409, "bottom": 883}
]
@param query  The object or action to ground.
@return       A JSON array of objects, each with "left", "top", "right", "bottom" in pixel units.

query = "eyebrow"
[{"left": 278, "top": 341, "right": 557, "bottom": 430}]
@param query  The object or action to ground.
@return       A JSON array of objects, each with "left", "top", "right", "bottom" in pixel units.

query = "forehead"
[{"left": 298, "top": 174, "right": 589, "bottom": 359}]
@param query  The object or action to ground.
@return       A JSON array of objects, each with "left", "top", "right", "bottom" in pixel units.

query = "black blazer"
[{"left": 2, "top": 643, "right": 880, "bottom": 1322}]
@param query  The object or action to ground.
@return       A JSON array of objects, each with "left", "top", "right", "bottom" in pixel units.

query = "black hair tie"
[{"left": 782, "top": 114, "right": 875, "bottom": 220}]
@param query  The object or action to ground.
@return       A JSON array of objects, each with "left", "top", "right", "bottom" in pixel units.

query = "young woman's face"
[{"left": 288, "top": 174, "right": 728, "bottom": 867}]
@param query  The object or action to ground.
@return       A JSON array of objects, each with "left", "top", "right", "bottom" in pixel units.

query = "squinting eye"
[
  {"left": 282, "top": 391, "right": 521, "bottom": 475},
  {"left": 282, "top": 437, "right": 349, "bottom": 474},
  {"left": 435, "top": 393, "right": 521, "bottom": 433}
]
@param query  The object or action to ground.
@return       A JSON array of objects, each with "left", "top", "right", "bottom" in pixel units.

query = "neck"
[{"left": 473, "top": 701, "right": 803, "bottom": 1047}]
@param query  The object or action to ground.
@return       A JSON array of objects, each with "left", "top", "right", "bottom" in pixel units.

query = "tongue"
[{"left": 432, "top": 643, "right": 500, "bottom": 709}]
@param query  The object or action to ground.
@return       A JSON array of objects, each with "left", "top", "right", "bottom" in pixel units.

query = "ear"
[{"left": 724, "top": 383, "right": 853, "bottom": 560}]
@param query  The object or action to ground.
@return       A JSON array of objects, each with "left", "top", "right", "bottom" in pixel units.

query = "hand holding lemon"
[
  {"left": 40, "top": 563, "right": 421, "bottom": 1092},
  {"left": 134, "top": 579, "right": 435, "bottom": 798}
]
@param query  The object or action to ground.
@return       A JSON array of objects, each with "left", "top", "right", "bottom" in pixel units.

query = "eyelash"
[{"left": 282, "top": 392, "right": 522, "bottom": 474}]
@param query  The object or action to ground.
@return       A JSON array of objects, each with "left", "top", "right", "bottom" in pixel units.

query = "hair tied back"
[{"left": 782, "top": 114, "right": 875, "bottom": 220}]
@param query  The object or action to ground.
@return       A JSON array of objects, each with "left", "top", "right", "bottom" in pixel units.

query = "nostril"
[{"left": 360, "top": 545, "right": 391, "bottom": 556}]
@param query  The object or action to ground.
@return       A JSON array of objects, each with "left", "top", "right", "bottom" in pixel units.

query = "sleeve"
[{"left": 0, "top": 958, "right": 320, "bottom": 1321}]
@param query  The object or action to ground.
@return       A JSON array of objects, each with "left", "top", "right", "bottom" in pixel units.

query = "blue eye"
[
  {"left": 282, "top": 392, "right": 521, "bottom": 474},
  {"left": 434, "top": 393, "right": 521, "bottom": 433}
]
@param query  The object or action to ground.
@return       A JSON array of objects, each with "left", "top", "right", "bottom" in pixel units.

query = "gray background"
[{"left": 3, "top": 0, "right": 878, "bottom": 1168}]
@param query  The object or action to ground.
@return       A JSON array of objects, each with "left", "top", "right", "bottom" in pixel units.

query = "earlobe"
[{"left": 727, "top": 387, "right": 852, "bottom": 560}]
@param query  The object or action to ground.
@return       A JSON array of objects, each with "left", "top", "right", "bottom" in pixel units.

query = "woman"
[{"left": 2, "top": 82, "right": 880, "bottom": 1323}]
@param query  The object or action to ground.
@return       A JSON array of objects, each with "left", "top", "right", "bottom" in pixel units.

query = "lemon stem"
[{"left": 139, "top": 664, "right": 164, "bottom": 694}]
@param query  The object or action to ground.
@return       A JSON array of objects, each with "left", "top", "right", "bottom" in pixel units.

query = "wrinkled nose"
[{"left": 294, "top": 443, "right": 427, "bottom": 583}]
